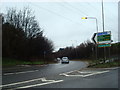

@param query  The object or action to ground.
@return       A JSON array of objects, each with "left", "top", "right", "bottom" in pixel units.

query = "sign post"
[
  {"left": 97, "top": 31, "right": 111, "bottom": 62},
  {"left": 92, "top": 31, "right": 111, "bottom": 61}
]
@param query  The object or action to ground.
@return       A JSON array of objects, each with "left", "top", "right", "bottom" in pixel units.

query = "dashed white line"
[
  {"left": 15, "top": 70, "right": 36, "bottom": 74},
  {"left": 3, "top": 70, "right": 39, "bottom": 76},
  {"left": 4, "top": 73, "right": 14, "bottom": 75}
]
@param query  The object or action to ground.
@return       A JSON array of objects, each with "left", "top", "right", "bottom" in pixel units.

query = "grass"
[
  {"left": 91, "top": 61, "right": 120, "bottom": 68},
  {"left": 3, "top": 58, "right": 119, "bottom": 68},
  {"left": 71, "top": 59, "right": 120, "bottom": 68},
  {"left": 2, "top": 58, "right": 44, "bottom": 67}
]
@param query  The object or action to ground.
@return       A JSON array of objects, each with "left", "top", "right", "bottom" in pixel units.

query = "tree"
[
  {"left": 2, "top": 23, "right": 26, "bottom": 58},
  {"left": 2, "top": 7, "right": 54, "bottom": 61},
  {"left": 55, "top": 40, "right": 95, "bottom": 60},
  {"left": 5, "top": 7, "right": 43, "bottom": 38}
]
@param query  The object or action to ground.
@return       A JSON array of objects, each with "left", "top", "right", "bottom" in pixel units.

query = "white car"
[{"left": 61, "top": 57, "right": 69, "bottom": 64}]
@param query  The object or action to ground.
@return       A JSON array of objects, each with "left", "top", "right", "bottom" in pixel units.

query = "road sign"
[
  {"left": 92, "top": 31, "right": 111, "bottom": 47},
  {"left": 98, "top": 44, "right": 111, "bottom": 47},
  {"left": 97, "top": 31, "right": 111, "bottom": 44},
  {"left": 92, "top": 33, "right": 97, "bottom": 44}
]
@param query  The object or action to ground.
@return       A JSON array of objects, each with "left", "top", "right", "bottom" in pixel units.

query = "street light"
[
  {"left": 81, "top": 17, "right": 98, "bottom": 33},
  {"left": 82, "top": 17, "right": 98, "bottom": 60}
]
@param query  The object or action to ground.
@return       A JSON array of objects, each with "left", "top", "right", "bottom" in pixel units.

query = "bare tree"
[
  {"left": 5, "top": 7, "right": 42, "bottom": 38},
  {"left": 3, "top": 7, "right": 54, "bottom": 61}
]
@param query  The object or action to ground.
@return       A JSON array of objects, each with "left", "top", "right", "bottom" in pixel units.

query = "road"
[{"left": 1, "top": 61, "right": 119, "bottom": 89}]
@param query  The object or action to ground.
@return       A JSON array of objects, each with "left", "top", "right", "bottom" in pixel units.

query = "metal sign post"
[
  {"left": 97, "top": 31, "right": 111, "bottom": 62},
  {"left": 92, "top": 31, "right": 111, "bottom": 61}
]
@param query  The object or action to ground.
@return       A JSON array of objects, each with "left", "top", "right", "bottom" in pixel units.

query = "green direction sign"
[
  {"left": 98, "top": 44, "right": 111, "bottom": 47},
  {"left": 97, "top": 35, "right": 111, "bottom": 42},
  {"left": 97, "top": 31, "right": 111, "bottom": 44}
]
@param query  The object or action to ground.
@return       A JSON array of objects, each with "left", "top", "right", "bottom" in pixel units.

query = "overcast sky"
[{"left": 1, "top": 0, "right": 118, "bottom": 51}]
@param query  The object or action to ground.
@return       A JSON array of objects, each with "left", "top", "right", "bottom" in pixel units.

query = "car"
[
  {"left": 61, "top": 57, "right": 69, "bottom": 64},
  {"left": 57, "top": 58, "right": 61, "bottom": 61}
]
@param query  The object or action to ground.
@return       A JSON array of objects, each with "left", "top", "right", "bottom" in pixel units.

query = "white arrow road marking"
[{"left": 15, "top": 80, "right": 63, "bottom": 89}]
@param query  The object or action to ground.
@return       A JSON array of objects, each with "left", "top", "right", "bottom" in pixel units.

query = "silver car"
[{"left": 61, "top": 57, "right": 69, "bottom": 64}]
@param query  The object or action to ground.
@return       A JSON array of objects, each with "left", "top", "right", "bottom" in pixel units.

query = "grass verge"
[
  {"left": 71, "top": 59, "right": 120, "bottom": 68},
  {"left": 2, "top": 58, "right": 44, "bottom": 67},
  {"left": 90, "top": 61, "right": 120, "bottom": 68}
]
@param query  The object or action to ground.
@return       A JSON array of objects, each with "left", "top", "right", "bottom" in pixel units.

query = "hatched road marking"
[{"left": 60, "top": 70, "right": 109, "bottom": 77}]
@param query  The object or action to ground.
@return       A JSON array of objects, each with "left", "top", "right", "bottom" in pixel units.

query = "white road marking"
[
  {"left": 15, "top": 80, "right": 63, "bottom": 89},
  {"left": 77, "top": 71, "right": 93, "bottom": 73},
  {"left": 1, "top": 77, "right": 63, "bottom": 89},
  {"left": 15, "top": 70, "right": 37, "bottom": 74},
  {"left": 83, "top": 70, "right": 109, "bottom": 77},
  {"left": 65, "top": 70, "right": 78, "bottom": 74},
  {"left": 3, "top": 70, "right": 39, "bottom": 76},
  {"left": 0, "top": 78, "right": 44, "bottom": 88},
  {"left": 4, "top": 73, "right": 15, "bottom": 75},
  {"left": 60, "top": 70, "right": 109, "bottom": 77},
  {"left": 62, "top": 73, "right": 84, "bottom": 77},
  {"left": 41, "top": 78, "right": 55, "bottom": 82},
  {"left": 59, "top": 70, "right": 78, "bottom": 75}
]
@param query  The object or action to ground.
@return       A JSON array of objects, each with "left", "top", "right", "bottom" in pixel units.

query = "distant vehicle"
[
  {"left": 57, "top": 58, "right": 61, "bottom": 61},
  {"left": 61, "top": 57, "right": 69, "bottom": 64}
]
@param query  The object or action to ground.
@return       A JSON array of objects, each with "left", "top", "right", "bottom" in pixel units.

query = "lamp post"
[
  {"left": 81, "top": 17, "right": 98, "bottom": 33},
  {"left": 82, "top": 17, "right": 98, "bottom": 60}
]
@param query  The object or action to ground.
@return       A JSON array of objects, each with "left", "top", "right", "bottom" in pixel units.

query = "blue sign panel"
[{"left": 97, "top": 31, "right": 110, "bottom": 36}]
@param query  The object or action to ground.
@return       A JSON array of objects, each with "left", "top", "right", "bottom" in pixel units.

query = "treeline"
[
  {"left": 2, "top": 8, "right": 54, "bottom": 61},
  {"left": 55, "top": 40, "right": 120, "bottom": 60}
]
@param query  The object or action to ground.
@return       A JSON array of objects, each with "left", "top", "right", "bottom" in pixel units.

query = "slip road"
[{"left": 2, "top": 61, "right": 119, "bottom": 89}]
